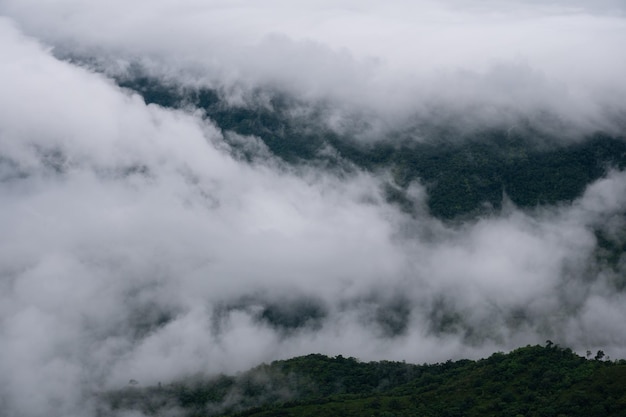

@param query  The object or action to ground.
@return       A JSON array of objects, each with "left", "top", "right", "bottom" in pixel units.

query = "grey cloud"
[
  {"left": 2, "top": 1, "right": 626, "bottom": 135},
  {"left": 1, "top": 3, "right": 626, "bottom": 417}
]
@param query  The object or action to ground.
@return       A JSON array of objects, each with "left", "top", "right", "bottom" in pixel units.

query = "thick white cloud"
[
  {"left": 2, "top": 0, "right": 626, "bottom": 133},
  {"left": 0, "top": 18, "right": 401, "bottom": 416},
  {"left": 1, "top": 3, "right": 626, "bottom": 416}
]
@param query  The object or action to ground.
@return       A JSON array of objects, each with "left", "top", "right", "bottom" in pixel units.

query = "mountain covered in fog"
[
  {"left": 110, "top": 67, "right": 626, "bottom": 220},
  {"left": 2, "top": 1, "right": 626, "bottom": 416}
]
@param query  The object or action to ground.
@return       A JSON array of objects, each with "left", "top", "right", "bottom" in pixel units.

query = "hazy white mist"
[{"left": 1, "top": 1, "right": 626, "bottom": 416}]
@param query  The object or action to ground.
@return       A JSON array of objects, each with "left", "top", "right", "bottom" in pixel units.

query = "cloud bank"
[
  {"left": 1, "top": 2, "right": 626, "bottom": 416},
  {"left": 2, "top": 0, "right": 626, "bottom": 133}
]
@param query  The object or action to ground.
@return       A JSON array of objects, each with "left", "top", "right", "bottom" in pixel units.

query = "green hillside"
[
  {"left": 112, "top": 70, "right": 626, "bottom": 220},
  {"left": 104, "top": 344, "right": 626, "bottom": 417}
]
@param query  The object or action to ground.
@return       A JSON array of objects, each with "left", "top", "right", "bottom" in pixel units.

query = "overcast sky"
[{"left": 2, "top": 2, "right": 626, "bottom": 416}]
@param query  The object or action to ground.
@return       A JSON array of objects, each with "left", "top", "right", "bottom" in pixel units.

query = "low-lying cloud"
[
  {"left": 2, "top": 0, "right": 626, "bottom": 134},
  {"left": 1, "top": 2, "right": 626, "bottom": 416}
]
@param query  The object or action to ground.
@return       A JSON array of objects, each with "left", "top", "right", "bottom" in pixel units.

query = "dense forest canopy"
[
  {"left": 104, "top": 344, "right": 626, "bottom": 417},
  {"left": 112, "top": 70, "right": 626, "bottom": 220}
]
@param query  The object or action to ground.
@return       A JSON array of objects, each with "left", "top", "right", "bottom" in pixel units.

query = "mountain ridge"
[{"left": 103, "top": 344, "right": 626, "bottom": 417}]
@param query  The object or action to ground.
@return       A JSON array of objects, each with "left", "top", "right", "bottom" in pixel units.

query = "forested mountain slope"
[
  {"left": 110, "top": 70, "right": 626, "bottom": 220},
  {"left": 104, "top": 344, "right": 626, "bottom": 417}
]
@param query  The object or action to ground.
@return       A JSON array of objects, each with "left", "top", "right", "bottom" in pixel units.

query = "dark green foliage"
[
  {"left": 114, "top": 72, "right": 626, "bottom": 220},
  {"left": 117, "top": 74, "right": 328, "bottom": 163},
  {"left": 104, "top": 345, "right": 626, "bottom": 417},
  {"left": 257, "top": 300, "right": 327, "bottom": 332},
  {"left": 102, "top": 354, "right": 419, "bottom": 416},
  {"left": 347, "top": 131, "right": 626, "bottom": 219},
  {"left": 210, "top": 296, "right": 328, "bottom": 335},
  {"left": 223, "top": 345, "right": 626, "bottom": 417},
  {"left": 117, "top": 72, "right": 184, "bottom": 109}
]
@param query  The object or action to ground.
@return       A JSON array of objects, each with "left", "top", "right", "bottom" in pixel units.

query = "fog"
[
  {"left": 1, "top": 1, "right": 626, "bottom": 416},
  {"left": 2, "top": 0, "right": 626, "bottom": 132}
]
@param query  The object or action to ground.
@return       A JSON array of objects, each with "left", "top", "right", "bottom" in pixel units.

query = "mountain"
[
  {"left": 111, "top": 69, "right": 626, "bottom": 220},
  {"left": 103, "top": 344, "right": 626, "bottom": 417}
]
